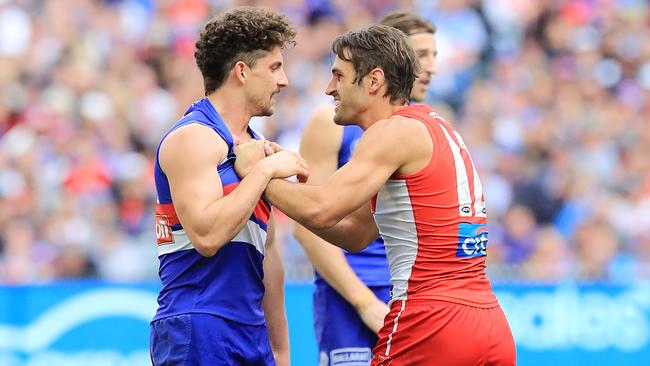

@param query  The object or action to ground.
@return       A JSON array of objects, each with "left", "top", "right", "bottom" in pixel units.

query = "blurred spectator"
[
  {"left": 573, "top": 220, "right": 621, "bottom": 281},
  {"left": 0, "top": 0, "right": 648, "bottom": 284},
  {"left": 522, "top": 225, "right": 573, "bottom": 282}
]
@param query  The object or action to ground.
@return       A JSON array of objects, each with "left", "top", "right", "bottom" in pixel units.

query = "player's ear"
[
  {"left": 233, "top": 61, "right": 247, "bottom": 83},
  {"left": 368, "top": 68, "right": 385, "bottom": 93}
]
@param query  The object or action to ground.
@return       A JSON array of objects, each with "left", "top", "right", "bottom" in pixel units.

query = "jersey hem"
[{"left": 151, "top": 309, "right": 266, "bottom": 326}]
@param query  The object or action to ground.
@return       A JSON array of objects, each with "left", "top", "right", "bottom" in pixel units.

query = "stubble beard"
[{"left": 259, "top": 105, "right": 273, "bottom": 117}]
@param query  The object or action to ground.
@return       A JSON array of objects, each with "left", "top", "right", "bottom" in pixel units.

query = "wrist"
[
  {"left": 252, "top": 160, "right": 273, "bottom": 181},
  {"left": 350, "top": 289, "right": 375, "bottom": 312}
]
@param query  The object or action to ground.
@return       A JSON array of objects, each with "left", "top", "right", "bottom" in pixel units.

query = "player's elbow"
[
  {"left": 191, "top": 234, "right": 227, "bottom": 257},
  {"left": 340, "top": 224, "right": 377, "bottom": 253},
  {"left": 344, "top": 237, "right": 373, "bottom": 253},
  {"left": 345, "top": 244, "right": 366, "bottom": 254},
  {"left": 305, "top": 206, "right": 339, "bottom": 230},
  {"left": 193, "top": 240, "right": 218, "bottom": 257}
]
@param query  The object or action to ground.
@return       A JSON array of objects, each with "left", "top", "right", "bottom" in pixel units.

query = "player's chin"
[
  {"left": 332, "top": 111, "right": 344, "bottom": 125},
  {"left": 333, "top": 111, "right": 351, "bottom": 126},
  {"left": 258, "top": 105, "right": 274, "bottom": 117}
]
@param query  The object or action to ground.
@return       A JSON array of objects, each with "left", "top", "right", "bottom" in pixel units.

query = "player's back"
[
  {"left": 372, "top": 104, "right": 497, "bottom": 307},
  {"left": 153, "top": 98, "right": 270, "bottom": 325}
]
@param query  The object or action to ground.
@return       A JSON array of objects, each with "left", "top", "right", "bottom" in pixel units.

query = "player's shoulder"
[
  {"left": 306, "top": 103, "right": 336, "bottom": 128},
  {"left": 311, "top": 103, "right": 336, "bottom": 117},
  {"left": 366, "top": 114, "right": 426, "bottom": 141},
  {"left": 164, "top": 122, "right": 226, "bottom": 146},
  {"left": 301, "top": 103, "right": 342, "bottom": 151},
  {"left": 159, "top": 123, "right": 228, "bottom": 166}
]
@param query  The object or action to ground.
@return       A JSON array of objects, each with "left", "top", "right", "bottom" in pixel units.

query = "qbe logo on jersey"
[{"left": 456, "top": 223, "right": 488, "bottom": 257}]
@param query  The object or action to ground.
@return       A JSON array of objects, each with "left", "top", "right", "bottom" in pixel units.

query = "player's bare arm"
[
  {"left": 293, "top": 104, "right": 389, "bottom": 332},
  {"left": 261, "top": 215, "right": 290, "bottom": 366},
  {"left": 236, "top": 115, "right": 433, "bottom": 252},
  {"left": 159, "top": 123, "right": 306, "bottom": 257}
]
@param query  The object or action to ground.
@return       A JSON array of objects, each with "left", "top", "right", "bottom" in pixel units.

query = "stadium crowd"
[{"left": 0, "top": 0, "right": 648, "bottom": 284}]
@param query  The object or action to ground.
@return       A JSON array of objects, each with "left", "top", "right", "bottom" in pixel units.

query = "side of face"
[
  {"left": 243, "top": 46, "right": 289, "bottom": 117},
  {"left": 408, "top": 32, "right": 437, "bottom": 102},
  {"left": 325, "top": 55, "right": 370, "bottom": 125}
]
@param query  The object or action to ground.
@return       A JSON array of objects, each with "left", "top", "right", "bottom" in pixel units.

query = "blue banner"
[
  {"left": 496, "top": 282, "right": 650, "bottom": 366},
  {"left": 0, "top": 282, "right": 648, "bottom": 365}
]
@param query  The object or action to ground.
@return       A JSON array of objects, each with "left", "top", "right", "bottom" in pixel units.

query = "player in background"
[
  {"left": 150, "top": 7, "right": 308, "bottom": 366},
  {"left": 236, "top": 25, "right": 515, "bottom": 365},
  {"left": 293, "top": 11, "right": 437, "bottom": 366}
]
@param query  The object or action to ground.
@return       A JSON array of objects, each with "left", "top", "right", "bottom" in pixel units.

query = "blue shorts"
[
  {"left": 150, "top": 313, "right": 275, "bottom": 366},
  {"left": 313, "top": 284, "right": 391, "bottom": 366}
]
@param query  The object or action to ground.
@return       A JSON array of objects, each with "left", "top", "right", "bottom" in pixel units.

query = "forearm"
[
  {"left": 265, "top": 178, "right": 371, "bottom": 252},
  {"left": 295, "top": 225, "right": 379, "bottom": 309},
  {"left": 192, "top": 167, "right": 271, "bottom": 256},
  {"left": 307, "top": 215, "right": 375, "bottom": 253},
  {"left": 265, "top": 179, "right": 340, "bottom": 230},
  {"left": 262, "top": 244, "right": 290, "bottom": 364}
]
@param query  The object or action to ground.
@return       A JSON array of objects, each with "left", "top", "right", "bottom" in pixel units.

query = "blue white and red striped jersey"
[{"left": 153, "top": 98, "right": 271, "bottom": 325}]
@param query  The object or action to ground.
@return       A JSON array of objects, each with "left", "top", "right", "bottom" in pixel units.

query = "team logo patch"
[
  {"left": 456, "top": 222, "right": 488, "bottom": 257},
  {"left": 155, "top": 215, "right": 174, "bottom": 245},
  {"left": 329, "top": 347, "right": 372, "bottom": 365}
]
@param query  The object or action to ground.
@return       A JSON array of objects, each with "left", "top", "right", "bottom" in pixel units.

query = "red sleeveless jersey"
[{"left": 371, "top": 104, "right": 497, "bottom": 307}]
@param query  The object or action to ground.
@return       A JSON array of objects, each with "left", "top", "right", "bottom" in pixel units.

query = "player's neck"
[
  {"left": 207, "top": 91, "right": 251, "bottom": 137},
  {"left": 358, "top": 99, "right": 408, "bottom": 130}
]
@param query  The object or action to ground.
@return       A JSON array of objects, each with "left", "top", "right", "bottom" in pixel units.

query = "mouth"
[
  {"left": 270, "top": 90, "right": 281, "bottom": 102},
  {"left": 334, "top": 100, "right": 341, "bottom": 111}
]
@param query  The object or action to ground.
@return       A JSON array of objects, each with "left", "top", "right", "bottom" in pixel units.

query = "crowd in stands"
[{"left": 0, "top": 0, "right": 648, "bottom": 283}]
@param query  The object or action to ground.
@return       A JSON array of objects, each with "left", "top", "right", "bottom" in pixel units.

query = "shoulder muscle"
[{"left": 159, "top": 123, "right": 228, "bottom": 177}]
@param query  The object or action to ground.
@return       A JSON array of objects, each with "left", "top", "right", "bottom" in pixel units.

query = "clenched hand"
[{"left": 235, "top": 140, "right": 309, "bottom": 182}]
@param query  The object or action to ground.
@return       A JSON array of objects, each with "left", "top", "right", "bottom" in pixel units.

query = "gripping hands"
[{"left": 234, "top": 139, "right": 309, "bottom": 182}]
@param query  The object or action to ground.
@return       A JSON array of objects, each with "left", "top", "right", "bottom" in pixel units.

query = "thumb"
[
  {"left": 233, "top": 135, "right": 241, "bottom": 146},
  {"left": 264, "top": 140, "right": 274, "bottom": 156},
  {"left": 269, "top": 142, "right": 284, "bottom": 152}
]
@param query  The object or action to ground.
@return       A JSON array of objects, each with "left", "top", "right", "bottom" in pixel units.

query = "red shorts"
[{"left": 371, "top": 300, "right": 516, "bottom": 366}]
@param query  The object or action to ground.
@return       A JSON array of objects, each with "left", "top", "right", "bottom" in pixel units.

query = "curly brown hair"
[
  {"left": 194, "top": 7, "right": 296, "bottom": 95},
  {"left": 331, "top": 25, "right": 421, "bottom": 104}
]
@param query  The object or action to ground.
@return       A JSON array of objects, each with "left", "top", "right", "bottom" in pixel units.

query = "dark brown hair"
[
  {"left": 331, "top": 25, "right": 421, "bottom": 103},
  {"left": 379, "top": 11, "right": 436, "bottom": 36},
  {"left": 194, "top": 7, "right": 296, "bottom": 95}
]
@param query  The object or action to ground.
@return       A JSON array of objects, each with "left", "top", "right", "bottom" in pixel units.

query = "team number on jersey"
[{"left": 433, "top": 113, "right": 487, "bottom": 218}]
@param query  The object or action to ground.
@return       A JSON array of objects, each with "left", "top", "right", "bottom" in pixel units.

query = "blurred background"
[{"left": 0, "top": 0, "right": 649, "bottom": 365}]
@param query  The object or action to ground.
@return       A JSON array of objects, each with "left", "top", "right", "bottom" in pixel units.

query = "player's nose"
[
  {"left": 278, "top": 68, "right": 289, "bottom": 87},
  {"left": 325, "top": 79, "right": 336, "bottom": 96},
  {"left": 423, "top": 54, "right": 437, "bottom": 75}
]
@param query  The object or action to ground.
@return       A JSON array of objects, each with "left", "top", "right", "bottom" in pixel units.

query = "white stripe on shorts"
[{"left": 385, "top": 300, "right": 407, "bottom": 357}]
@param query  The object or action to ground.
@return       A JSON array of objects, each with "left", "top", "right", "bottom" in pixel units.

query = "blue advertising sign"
[
  {"left": 0, "top": 283, "right": 157, "bottom": 366},
  {"left": 0, "top": 282, "right": 648, "bottom": 365},
  {"left": 496, "top": 282, "right": 650, "bottom": 366}
]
